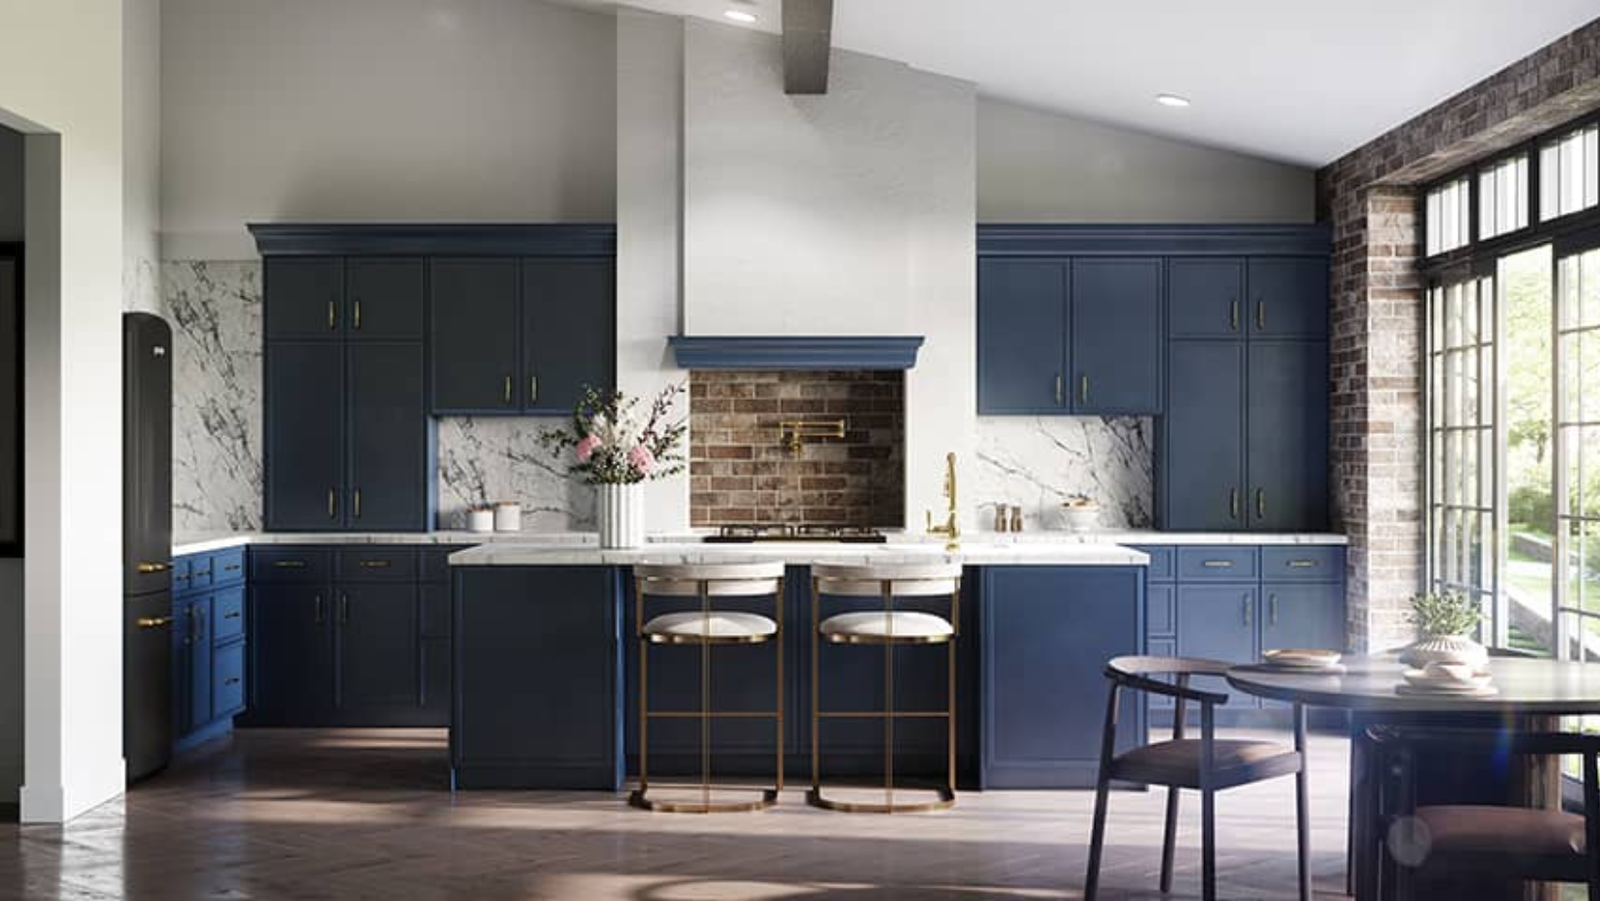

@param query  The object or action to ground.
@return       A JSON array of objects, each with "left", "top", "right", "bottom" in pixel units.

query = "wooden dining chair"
[
  {"left": 1369, "top": 726, "right": 1600, "bottom": 900},
  {"left": 1084, "top": 656, "right": 1311, "bottom": 901}
]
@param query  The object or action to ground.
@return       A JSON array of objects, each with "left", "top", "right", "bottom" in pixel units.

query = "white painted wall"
[
  {"left": 125, "top": 0, "right": 162, "bottom": 312},
  {"left": 681, "top": 22, "right": 977, "bottom": 529},
  {"left": 977, "top": 98, "right": 1314, "bottom": 223},
  {"left": 160, "top": 0, "right": 617, "bottom": 260},
  {"left": 0, "top": 0, "right": 128, "bottom": 822},
  {"left": 616, "top": 11, "right": 690, "bottom": 532}
]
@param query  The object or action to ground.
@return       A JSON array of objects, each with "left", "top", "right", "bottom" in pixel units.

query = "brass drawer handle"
[
  {"left": 136, "top": 616, "right": 173, "bottom": 630},
  {"left": 354, "top": 488, "right": 362, "bottom": 519},
  {"left": 1203, "top": 560, "right": 1234, "bottom": 568},
  {"left": 272, "top": 560, "right": 307, "bottom": 569},
  {"left": 191, "top": 568, "right": 213, "bottom": 578},
  {"left": 359, "top": 560, "right": 392, "bottom": 568},
  {"left": 137, "top": 561, "right": 172, "bottom": 574},
  {"left": 224, "top": 677, "right": 241, "bottom": 686},
  {"left": 329, "top": 488, "right": 337, "bottom": 520},
  {"left": 224, "top": 611, "right": 241, "bottom": 620},
  {"left": 353, "top": 298, "right": 362, "bottom": 330},
  {"left": 224, "top": 563, "right": 242, "bottom": 572},
  {"left": 174, "top": 573, "right": 192, "bottom": 582},
  {"left": 1287, "top": 559, "right": 1320, "bottom": 569}
]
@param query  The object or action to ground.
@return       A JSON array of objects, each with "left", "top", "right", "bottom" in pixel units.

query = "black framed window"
[
  {"left": 1426, "top": 177, "right": 1472, "bottom": 257},
  {"left": 1479, "top": 154, "right": 1530, "bottom": 241},
  {"left": 1540, "top": 123, "right": 1599, "bottom": 224}
]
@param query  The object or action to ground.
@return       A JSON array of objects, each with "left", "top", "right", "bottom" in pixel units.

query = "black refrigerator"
[{"left": 124, "top": 312, "right": 173, "bottom": 781}]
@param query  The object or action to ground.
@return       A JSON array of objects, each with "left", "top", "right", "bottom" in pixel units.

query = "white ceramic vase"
[
  {"left": 1398, "top": 634, "right": 1489, "bottom": 670},
  {"left": 597, "top": 482, "right": 645, "bottom": 549}
]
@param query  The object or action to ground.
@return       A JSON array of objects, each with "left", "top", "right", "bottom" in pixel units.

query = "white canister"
[
  {"left": 493, "top": 502, "right": 522, "bottom": 533},
  {"left": 466, "top": 507, "right": 494, "bottom": 533}
]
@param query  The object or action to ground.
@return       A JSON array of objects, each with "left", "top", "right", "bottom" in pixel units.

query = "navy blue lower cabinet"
[
  {"left": 246, "top": 581, "right": 335, "bottom": 726},
  {"left": 334, "top": 582, "right": 420, "bottom": 720},
  {"left": 980, "top": 566, "right": 1145, "bottom": 789},
  {"left": 1175, "top": 584, "right": 1259, "bottom": 708},
  {"left": 452, "top": 566, "right": 622, "bottom": 790},
  {"left": 171, "top": 550, "right": 251, "bottom": 750}
]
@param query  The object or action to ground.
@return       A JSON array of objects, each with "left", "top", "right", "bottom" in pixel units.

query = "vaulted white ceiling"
[{"left": 597, "top": 0, "right": 1600, "bottom": 167}]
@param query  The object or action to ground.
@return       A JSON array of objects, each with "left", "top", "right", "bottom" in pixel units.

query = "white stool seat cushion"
[
  {"left": 820, "top": 610, "right": 954, "bottom": 641},
  {"left": 643, "top": 611, "right": 778, "bottom": 640}
]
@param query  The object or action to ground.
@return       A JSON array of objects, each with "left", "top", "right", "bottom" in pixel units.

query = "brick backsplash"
[{"left": 689, "top": 371, "right": 904, "bottom": 528}]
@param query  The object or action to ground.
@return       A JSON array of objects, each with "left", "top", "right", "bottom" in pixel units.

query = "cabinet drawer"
[
  {"left": 213, "top": 642, "right": 246, "bottom": 718},
  {"left": 251, "top": 547, "right": 333, "bottom": 583},
  {"left": 1147, "top": 584, "right": 1176, "bottom": 637},
  {"left": 170, "top": 557, "right": 194, "bottom": 594},
  {"left": 336, "top": 547, "right": 418, "bottom": 581},
  {"left": 1176, "top": 546, "right": 1259, "bottom": 581},
  {"left": 211, "top": 547, "right": 247, "bottom": 588},
  {"left": 421, "top": 546, "right": 466, "bottom": 584},
  {"left": 212, "top": 586, "right": 246, "bottom": 644},
  {"left": 1261, "top": 546, "right": 1343, "bottom": 581},
  {"left": 1131, "top": 545, "right": 1174, "bottom": 582}
]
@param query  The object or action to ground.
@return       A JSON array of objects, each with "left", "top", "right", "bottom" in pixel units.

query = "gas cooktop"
[{"left": 704, "top": 524, "right": 888, "bottom": 544}]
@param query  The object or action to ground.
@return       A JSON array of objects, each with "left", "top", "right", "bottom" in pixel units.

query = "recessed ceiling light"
[
  {"left": 1156, "top": 93, "right": 1191, "bottom": 108},
  {"left": 724, "top": 9, "right": 758, "bottom": 24}
]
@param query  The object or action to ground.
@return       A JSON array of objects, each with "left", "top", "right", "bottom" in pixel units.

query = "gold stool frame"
[
  {"left": 629, "top": 563, "right": 785, "bottom": 814},
  {"left": 809, "top": 564, "right": 960, "bottom": 813}
]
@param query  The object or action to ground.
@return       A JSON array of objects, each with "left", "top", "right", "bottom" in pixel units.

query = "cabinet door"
[
  {"left": 1249, "top": 257, "right": 1328, "bottom": 339},
  {"left": 249, "top": 584, "right": 333, "bottom": 725},
  {"left": 335, "top": 582, "right": 420, "bottom": 714},
  {"left": 1071, "top": 258, "right": 1162, "bottom": 414},
  {"left": 429, "top": 258, "right": 521, "bottom": 414},
  {"left": 185, "top": 595, "right": 214, "bottom": 729},
  {"left": 420, "top": 637, "right": 451, "bottom": 726},
  {"left": 346, "top": 258, "right": 424, "bottom": 341},
  {"left": 347, "top": 342, "right": 429, "bottom": 530},
  {"left": 1175, "top": 584, "right": 1258, "bottom": 706},
  {"left": 171, "top": 598, "right": 195, "bottom": 736},
  {"left": 977, "top": 259, "right": 1067, "bottom": 413},
  {"left": 264, "top": 258, "right": 344, "bottom": 340},
  {"left": 1169, "top": 258, "right": 1245, "bottom": 339},
  {"left": 522, "top": 258, "right": 614, "bottom": 414},
  {"left": 1163, "top": 341, "right": 1246, "bottom": 530},
  {"left": 1261, "top": 582, "right": 1344, "bottom": 654},
  {"left": 1247, "top": 341, "right": 1329, "bottom": 531},
  {"left": 982, "top": 566, "right": 1144, "bottom": 788},
  {"left": 453, "top": 567, "right": 619, "bottom": 789},
  {"left": 264, "top": 342, "right": 345, "bottom": 529}
]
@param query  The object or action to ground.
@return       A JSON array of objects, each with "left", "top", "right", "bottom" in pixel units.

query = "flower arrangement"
[
  {"left": 1408, "top": 591, "right": 1483, "bottom": 639},
  {"left": 539, "top": 384, "right": 687, "bottom": 485}
]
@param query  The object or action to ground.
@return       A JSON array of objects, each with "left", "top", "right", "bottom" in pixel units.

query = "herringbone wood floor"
[{"left": 0, "top": 728, "right": 1356, "bottom": 900}]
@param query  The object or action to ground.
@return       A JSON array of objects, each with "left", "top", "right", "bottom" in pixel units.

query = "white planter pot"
[
  {"left": 1399, "top": 634, "right": 1489, "bottom": 670},
  {"left": 597, "top": 482, "right": 645, "bottom": 549}
]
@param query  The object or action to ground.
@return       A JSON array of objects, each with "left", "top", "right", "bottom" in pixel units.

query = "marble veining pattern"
[
  {"left": 971, "top": 416, "right": 1154, "bottom": 531},
  {"left": 436, "top": 417, "right": 595, "bottom": 531}
]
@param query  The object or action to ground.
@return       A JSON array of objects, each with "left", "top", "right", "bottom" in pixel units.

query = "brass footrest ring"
[
  {"left": 806, "top": 785, "right": 954, "bottom": 814},
  {"left": 629, "top": 787, "right": 778, "bottom": 814}
]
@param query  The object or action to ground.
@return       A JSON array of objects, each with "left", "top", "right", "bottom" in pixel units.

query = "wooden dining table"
[{"left": 1228, "top": 654, "right": 1600, "bottom": 901}]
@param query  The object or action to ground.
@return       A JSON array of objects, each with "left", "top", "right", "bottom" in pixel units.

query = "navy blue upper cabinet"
[
  {"left": 1071, "top": 259, "right": 1162, "bottom": 414},
  {"left": 977, "top": 259, "right": 1067, "bottom": 414},
  {"left": 346, "top": 258, "right": 424, "bottom": 341},
  {"left": 1169, "top": 258, "right": 1245, "bottom": 338},
  {"left": 429, "top": 258, "right": 520, "bottom": 415},
  {"left": 264, "top": 259, "right": 344, "bottom": 340},
  {"left": 522, "top": 258, "right": 615, "bottom": 414},
  {"left": 1249, "top": 258, "right": 1328, "bottom": 339},
  {"left": 1247, "top": 341, "right": 1330, "bottom": 531},
  {"left": 981, "top": 566, "right": 1145, "bottom": 789},
  {"left": 1163, "top": 341, "right": 1246, "bottom": 531},
  {"left": 346, "top": 343, "right": 429, "bottom": 530},
  {"left": 264, "top": 342, "right": 345, "bottom": 530}
]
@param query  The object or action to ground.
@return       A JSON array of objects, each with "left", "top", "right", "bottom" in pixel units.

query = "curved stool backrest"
[
  {"left": 634, "top": 561, "right": 785, "bottom": 597},
  {"left": 810, "top": 562, "right": 963, "bottom": 598}
]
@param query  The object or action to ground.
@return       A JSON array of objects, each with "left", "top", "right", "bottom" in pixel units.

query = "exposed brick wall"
[
  {"left": 688, "top": 371, "right": 904, "bottom": 528},
  {"left": 1318, "top": 17, "right": 1600, "bottom": 650}
]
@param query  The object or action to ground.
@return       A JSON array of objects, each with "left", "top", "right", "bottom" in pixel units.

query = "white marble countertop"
[
  {"left": 447, "top": 540, "right": 1151, "bottom": 567},
  {"left": 172, "top": 529, "right": 1347, "bottom": 560}
]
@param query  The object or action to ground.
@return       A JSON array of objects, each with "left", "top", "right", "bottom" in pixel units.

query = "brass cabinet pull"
[
  {"left": 339, "top": 594, "right": 350, "bottom": 625},
  {"left": 191, "top": 568, "right": 213, "bottom": 578},
  {"left": 1230, "top": 299, "right": 1240, "bottom": 331},
  {"left": 354, "top": 489, "right": 362, "bottom": 520},
  {"left": 329, "top": 488, "right": 338, "bottom": 520},
  {"left": 224, "top": 610, "right": 241, "bottom": 620},
  {"left": 273, "top": 559, "right": 306, "bottom": 569},
  {"left": 224, "top": 677, "right": 241, "bottom": 686},
  {"left": 314, "top": 595, "right": 325, "bottom": 624},
  {"left": 1230, "top": 488, "right": 1240, "bottom": 520},
  {"left": 359, "top": 559, "right": 391, "bottom": 568},
  {"left": 1203, "top": 560, "right": 1234, "bottom": 568},
  {"left": 1256, "top": 488, "right": 1266, "bottom": 520},
  {"left": 504, "top": 375, "right": 513, "bottom": 404},
  {"left": 1054, "top": 373, "right": 1064, "bottom": 406},
  {"left": 136, "top": 561, "right": 172, "bottom": 574},
  {"left": 136, "top": 616, "right": 173, "bottom": 630},
  {"left": 1269, "top": 594, "right": 1279, "bottom": 626},
  {"left": 530, "top": 375, "right": 538, "bottom": 405},
  {"left": 1242, "top": 595, "right": 1253, "bottom": 627},
  {"left": 353, "top": 298, "right": 362, "bottom": 330},
  {"left": 1256, "top": 299, "right": 1265, "bottom": 330},
  {"left": 329, "top": 299, "right": 337, "bottom": 331},
  {"left": 189, "top": 603, "right": 202, "bottom": 643},
  {"left": 1079, "top": 374, "right": 1089, "bottom": 405},
  {"left": 174, "top": 572, "right": 192, "bottom": 582},
  {"left": 224, "top": 563, "right": 242, "bottom": 572},
  {"left": 1287, "top": 559, "right": 1319, "bottom": 569}
]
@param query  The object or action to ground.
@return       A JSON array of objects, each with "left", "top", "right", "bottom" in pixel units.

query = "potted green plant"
[{"left": 1398, "top": 591, "right": 1489, "bottom": 669}]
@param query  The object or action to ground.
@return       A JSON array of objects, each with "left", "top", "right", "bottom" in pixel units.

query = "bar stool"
[
  {"left": 631, "top": 561, "right": 786, "bottom": 813},
  {"left": 809, "top": 562, "right": 962, "bottom": 813}
]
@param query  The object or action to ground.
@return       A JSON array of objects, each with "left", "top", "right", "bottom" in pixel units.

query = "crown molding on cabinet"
[
  {"left": 248, "top": 223, "right": 617, "bottom": 257},
  {"left": 977, "top": 223, "right": 1332, "bottom": 258}
]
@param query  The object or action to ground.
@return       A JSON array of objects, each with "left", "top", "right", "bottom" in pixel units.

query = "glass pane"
[{"left": 1543, "top": 142, "right": 1561, "bottom": 221}]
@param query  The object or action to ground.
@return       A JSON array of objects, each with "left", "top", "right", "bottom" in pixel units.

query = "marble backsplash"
[
  {"left": 160, "top": 260, "right": 587, "bottom": 534},
  {"left": 970, "top": 416, "right": 1154, "bottom": 531}
]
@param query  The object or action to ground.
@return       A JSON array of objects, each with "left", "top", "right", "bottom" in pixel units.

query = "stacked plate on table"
[
  {"left": 1261, "top": 648, "right": 1344, "bottom": 673},
  {"left": 1396, "top": 662, "right": 1497, "bottom": 698}
]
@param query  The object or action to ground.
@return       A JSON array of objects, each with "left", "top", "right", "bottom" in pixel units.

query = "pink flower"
[
  {"left": 627, "top": 444, "right": 656, "bottom": 476},
  {"left": 575, "top": 435, "right": 602, "bottom": 463}
]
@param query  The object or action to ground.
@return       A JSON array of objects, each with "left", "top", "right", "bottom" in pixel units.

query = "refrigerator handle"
[{"left": 136, "top": 561, "right": 173, "bottom": 574}]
